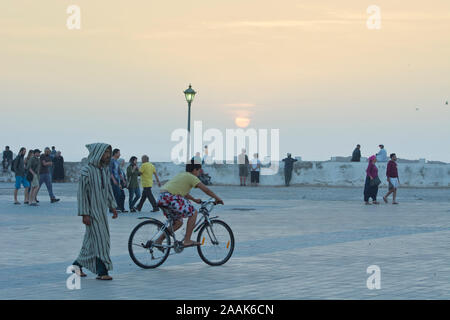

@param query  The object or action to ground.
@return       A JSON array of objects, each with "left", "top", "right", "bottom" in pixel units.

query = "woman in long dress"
[
  {"left": 52, "top": 151, "right": 65, "bottom": 182},
  {"left": 364, "top": 155, "right": 380, "bottom": 205}
]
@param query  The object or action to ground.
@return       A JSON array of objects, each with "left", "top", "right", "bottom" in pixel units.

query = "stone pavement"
[{"left": 1, "top": 183, "right": 450, "bottom": 299}]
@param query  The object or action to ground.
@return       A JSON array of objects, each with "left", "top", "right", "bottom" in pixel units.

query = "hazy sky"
[{"left": 1, "top": 0, "right": 449, "bottom": 162}]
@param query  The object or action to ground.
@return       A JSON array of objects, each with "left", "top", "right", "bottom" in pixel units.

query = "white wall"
[{"left": 2, "top": 161, "right": 449, "bottom": 187}]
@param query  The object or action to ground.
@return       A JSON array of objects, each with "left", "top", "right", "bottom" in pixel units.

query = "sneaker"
[
  {"left": 121, "top": 209, "right": 129, "bottom": 213},
  {"left": 151, "top": 208, "right": 160, "bottom": 212},
  {"left": 51, "top": 198, "right": 60, "bottom": 203},
  {"left": 30, "top": 203, "right": 39, "bottom": 206},
  {"left": 130, "top": 208, "right": 136, "bottom": 213}
]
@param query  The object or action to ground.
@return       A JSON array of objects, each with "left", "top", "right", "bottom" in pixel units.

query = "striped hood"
[{"left": 85, "top": 143, "right": 112, "bottom": 168}]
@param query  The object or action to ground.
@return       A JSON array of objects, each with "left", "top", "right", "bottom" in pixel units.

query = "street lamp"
[{"left": 184, "top": 84, "right": 196, "bottom": 163}]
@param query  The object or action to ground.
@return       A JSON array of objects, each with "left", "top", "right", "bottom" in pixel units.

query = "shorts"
[
  {"left": 31, "top": 174, "right": 39, "bottom": 188},
  {"left": 15, "top": 176, "right": 30, "bottom": 189},
  {"left": 389, "top": 177, "right": 399, "bottom": 190},
  {"left": 239, "top": 164, "right": 248, "bottom": 177},
  {"left": 157, "top": 192, "right": 196, "bottom": 221},
  {"left": 251, "top": 171, "right": 260, "bottom": 183}
]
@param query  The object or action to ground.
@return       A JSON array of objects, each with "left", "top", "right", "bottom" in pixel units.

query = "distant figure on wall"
[
  {"left": 376, "top": 145, "right": 388, "bottom": 162},
  {"left": 2, "top": 146, "right": 13, "bottom": 172},
  {"left": 282, "top": 153, "right": 297, "bottom": 186},
  {"left": 351, "top": 144, "right": 361, "bottom": 162}
]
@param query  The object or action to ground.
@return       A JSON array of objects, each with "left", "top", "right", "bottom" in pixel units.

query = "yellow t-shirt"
[
  {"left": 140, "top": 162, "right": 156, "bottom": 188},
  {"left": 162, "top": 172, "right": 201, "bottom": 197}
]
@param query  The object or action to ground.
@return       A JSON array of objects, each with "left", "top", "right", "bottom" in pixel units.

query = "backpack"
[{"left": 11, "top": 157, "right": 18, "bottom": 173}]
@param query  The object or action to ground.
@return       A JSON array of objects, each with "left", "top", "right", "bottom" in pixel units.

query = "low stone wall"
[{"left": 2, "top": 161, "right": 449, "bottom": 188}]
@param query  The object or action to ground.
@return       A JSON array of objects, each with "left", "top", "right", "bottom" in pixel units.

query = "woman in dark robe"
[
  {"left": 364, "top": 155, "right": 380, "bottom": 205},
  {"left": 52, "top": 151, "right": 65, "bottom": 182}
]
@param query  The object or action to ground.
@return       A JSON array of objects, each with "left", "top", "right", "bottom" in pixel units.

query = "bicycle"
[{"left": 128, "top": 198, "right": 235, "bottom": 268}]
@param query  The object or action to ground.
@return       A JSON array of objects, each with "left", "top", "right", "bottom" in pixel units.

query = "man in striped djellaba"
[{"left": 72, "top": 143, "right": 118, "bottom": 280}]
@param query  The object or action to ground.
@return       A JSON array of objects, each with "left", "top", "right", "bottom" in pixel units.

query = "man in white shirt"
[{"left": 250, "top": 153, "right": 261, "bottom": 186}]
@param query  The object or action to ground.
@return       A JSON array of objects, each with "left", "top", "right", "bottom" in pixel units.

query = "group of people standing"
[
  {"left": 10, "top": 146, "right": 62, "bottom": 205},
  {"left": 109, "top": 149, "right": 162, "bottom": 213},
  {"left": 237, "top": 149, "right": 262, "bottom": 186},
  {"left": 238, "top": 149, "right": 298, "bottom": 187},
  {"left": 363, "top": 147, "right": 400, "bottom": 205}
]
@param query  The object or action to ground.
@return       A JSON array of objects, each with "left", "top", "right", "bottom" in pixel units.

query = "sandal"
[
  {"left": 72, "top": 268, "right": 87, "bottom": 277},
  {"left": 96, "top": 275, "right": 113, "bottom": 280}
]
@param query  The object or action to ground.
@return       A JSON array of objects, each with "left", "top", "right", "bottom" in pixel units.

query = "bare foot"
[
  {"left": 383, "top": 196, "right": 388, "bottom": 203},
  {"left": 96, "top": 275, "right": 113, "bottom": 280},
  {"left": 373, "top": 201, "right": 380, "bottom": 205}
]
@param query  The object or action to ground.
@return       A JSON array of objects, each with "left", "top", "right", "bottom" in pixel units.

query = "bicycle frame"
[{"left": 138, "top": 199, "right": 220, "bottom": 250}]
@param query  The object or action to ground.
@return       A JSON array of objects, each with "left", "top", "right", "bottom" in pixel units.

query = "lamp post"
[{"left": 183, "top": 84, "right": 196, "bottom": 163}]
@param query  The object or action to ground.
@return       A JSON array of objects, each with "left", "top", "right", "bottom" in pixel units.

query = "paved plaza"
[{"left": 1, "top": 183, "right": 450, "bottom": 299}]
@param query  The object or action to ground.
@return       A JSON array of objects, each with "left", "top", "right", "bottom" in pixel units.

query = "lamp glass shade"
[{"left": 184, "top": 85, "right": 196, "bottom": 103}]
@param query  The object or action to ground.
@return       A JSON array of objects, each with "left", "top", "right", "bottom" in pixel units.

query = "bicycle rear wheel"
[
  {"left": 128, "top": 220, "right": 171, "bottom": 269},
  {"left": 197, "top": 219, "right": 234, "bottom": 266}
]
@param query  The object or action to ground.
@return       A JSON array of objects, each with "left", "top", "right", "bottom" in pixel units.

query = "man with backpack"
[{"left": 12, "top": 147, "right": 30, "bottom": 205}]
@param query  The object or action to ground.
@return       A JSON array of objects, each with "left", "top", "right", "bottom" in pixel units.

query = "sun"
[{"left": 235, "top": 117, "right": 250, "bottom": 128}]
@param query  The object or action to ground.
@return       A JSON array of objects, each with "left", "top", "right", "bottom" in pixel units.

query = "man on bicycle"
[{"left": 156, "top": 160, "right": 223, "bottom": 247}]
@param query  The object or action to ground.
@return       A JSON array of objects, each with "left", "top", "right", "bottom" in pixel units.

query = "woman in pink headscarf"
[{"left": 364, "top": 155, "right": 380, "bottom": 205}]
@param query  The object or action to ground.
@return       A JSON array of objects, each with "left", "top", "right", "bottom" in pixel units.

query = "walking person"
[
  {"left": 72, "top": 143, "right": 118, "bottom": 280},
  {"left": 2, "top": 146, "right": 13, "bottom": 172},
  {"left": 282, "top": 153, "right": 297, "bottom": 186},
  {"left": 12, "top": 147, "right": 30, "bottom": 205},
  {"left": 238, "top": 148, "right": 249, "bottom": 186},
  {"left": 117, "top": 158, "right": 127, "bottom": 213},
  {"left": 109, "top": 149, "right": 127, "bottom": 212},
  {"left": 38, "top": 147, "right": 60, "bottom": 203},
  {"left": 364, "top": 155, "right": 381, "bottom": 205},
  {"left": 136, "top": 155, "right": 161, "bottom": 212},
  {"left": 126, "top": 156, "right": 141, "bottom": 213},
  {"left": 250, "top": 153, "right": 261, "bottom": 187},
  {"left": 383, "top": 153, "right": 400, "bottom": 204},
  {"left": 52, "top": 151, "right": 65, "bottom": 182},
  {"left": 351, "top": 144, "right": 361, "bottom": 162},
  {"left": 27, "top": 149, "right": 41, "bottom": 206}
]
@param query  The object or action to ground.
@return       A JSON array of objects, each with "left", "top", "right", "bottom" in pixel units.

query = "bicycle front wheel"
[
  {"left": 128, "top": 220, "right": 171, "bottom": 269},
  {"left": 197, "top": 219, "right": 234, "bottom": 266}
]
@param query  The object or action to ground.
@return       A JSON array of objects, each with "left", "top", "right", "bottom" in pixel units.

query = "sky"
[{"left": 1, "top": 0, "right": 449, "bottom": 162}]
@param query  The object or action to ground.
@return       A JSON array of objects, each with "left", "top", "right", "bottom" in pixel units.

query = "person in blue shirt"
[{"left": 376, "top": 145, "right": 388, "bottom": 162}]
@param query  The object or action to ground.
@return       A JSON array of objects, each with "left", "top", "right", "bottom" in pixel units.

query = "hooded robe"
[{"left": 76, "top": 143, "right": 117, "bottom": 274}]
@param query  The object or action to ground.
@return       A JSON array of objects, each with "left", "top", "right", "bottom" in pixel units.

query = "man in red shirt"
[{"left": 383, "top": 153, "right": 400, "bottom": 204}]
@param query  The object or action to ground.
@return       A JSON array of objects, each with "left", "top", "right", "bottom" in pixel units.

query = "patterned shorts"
[{"left": 157, "top": 192, "right": 196, "bottom": 220}]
